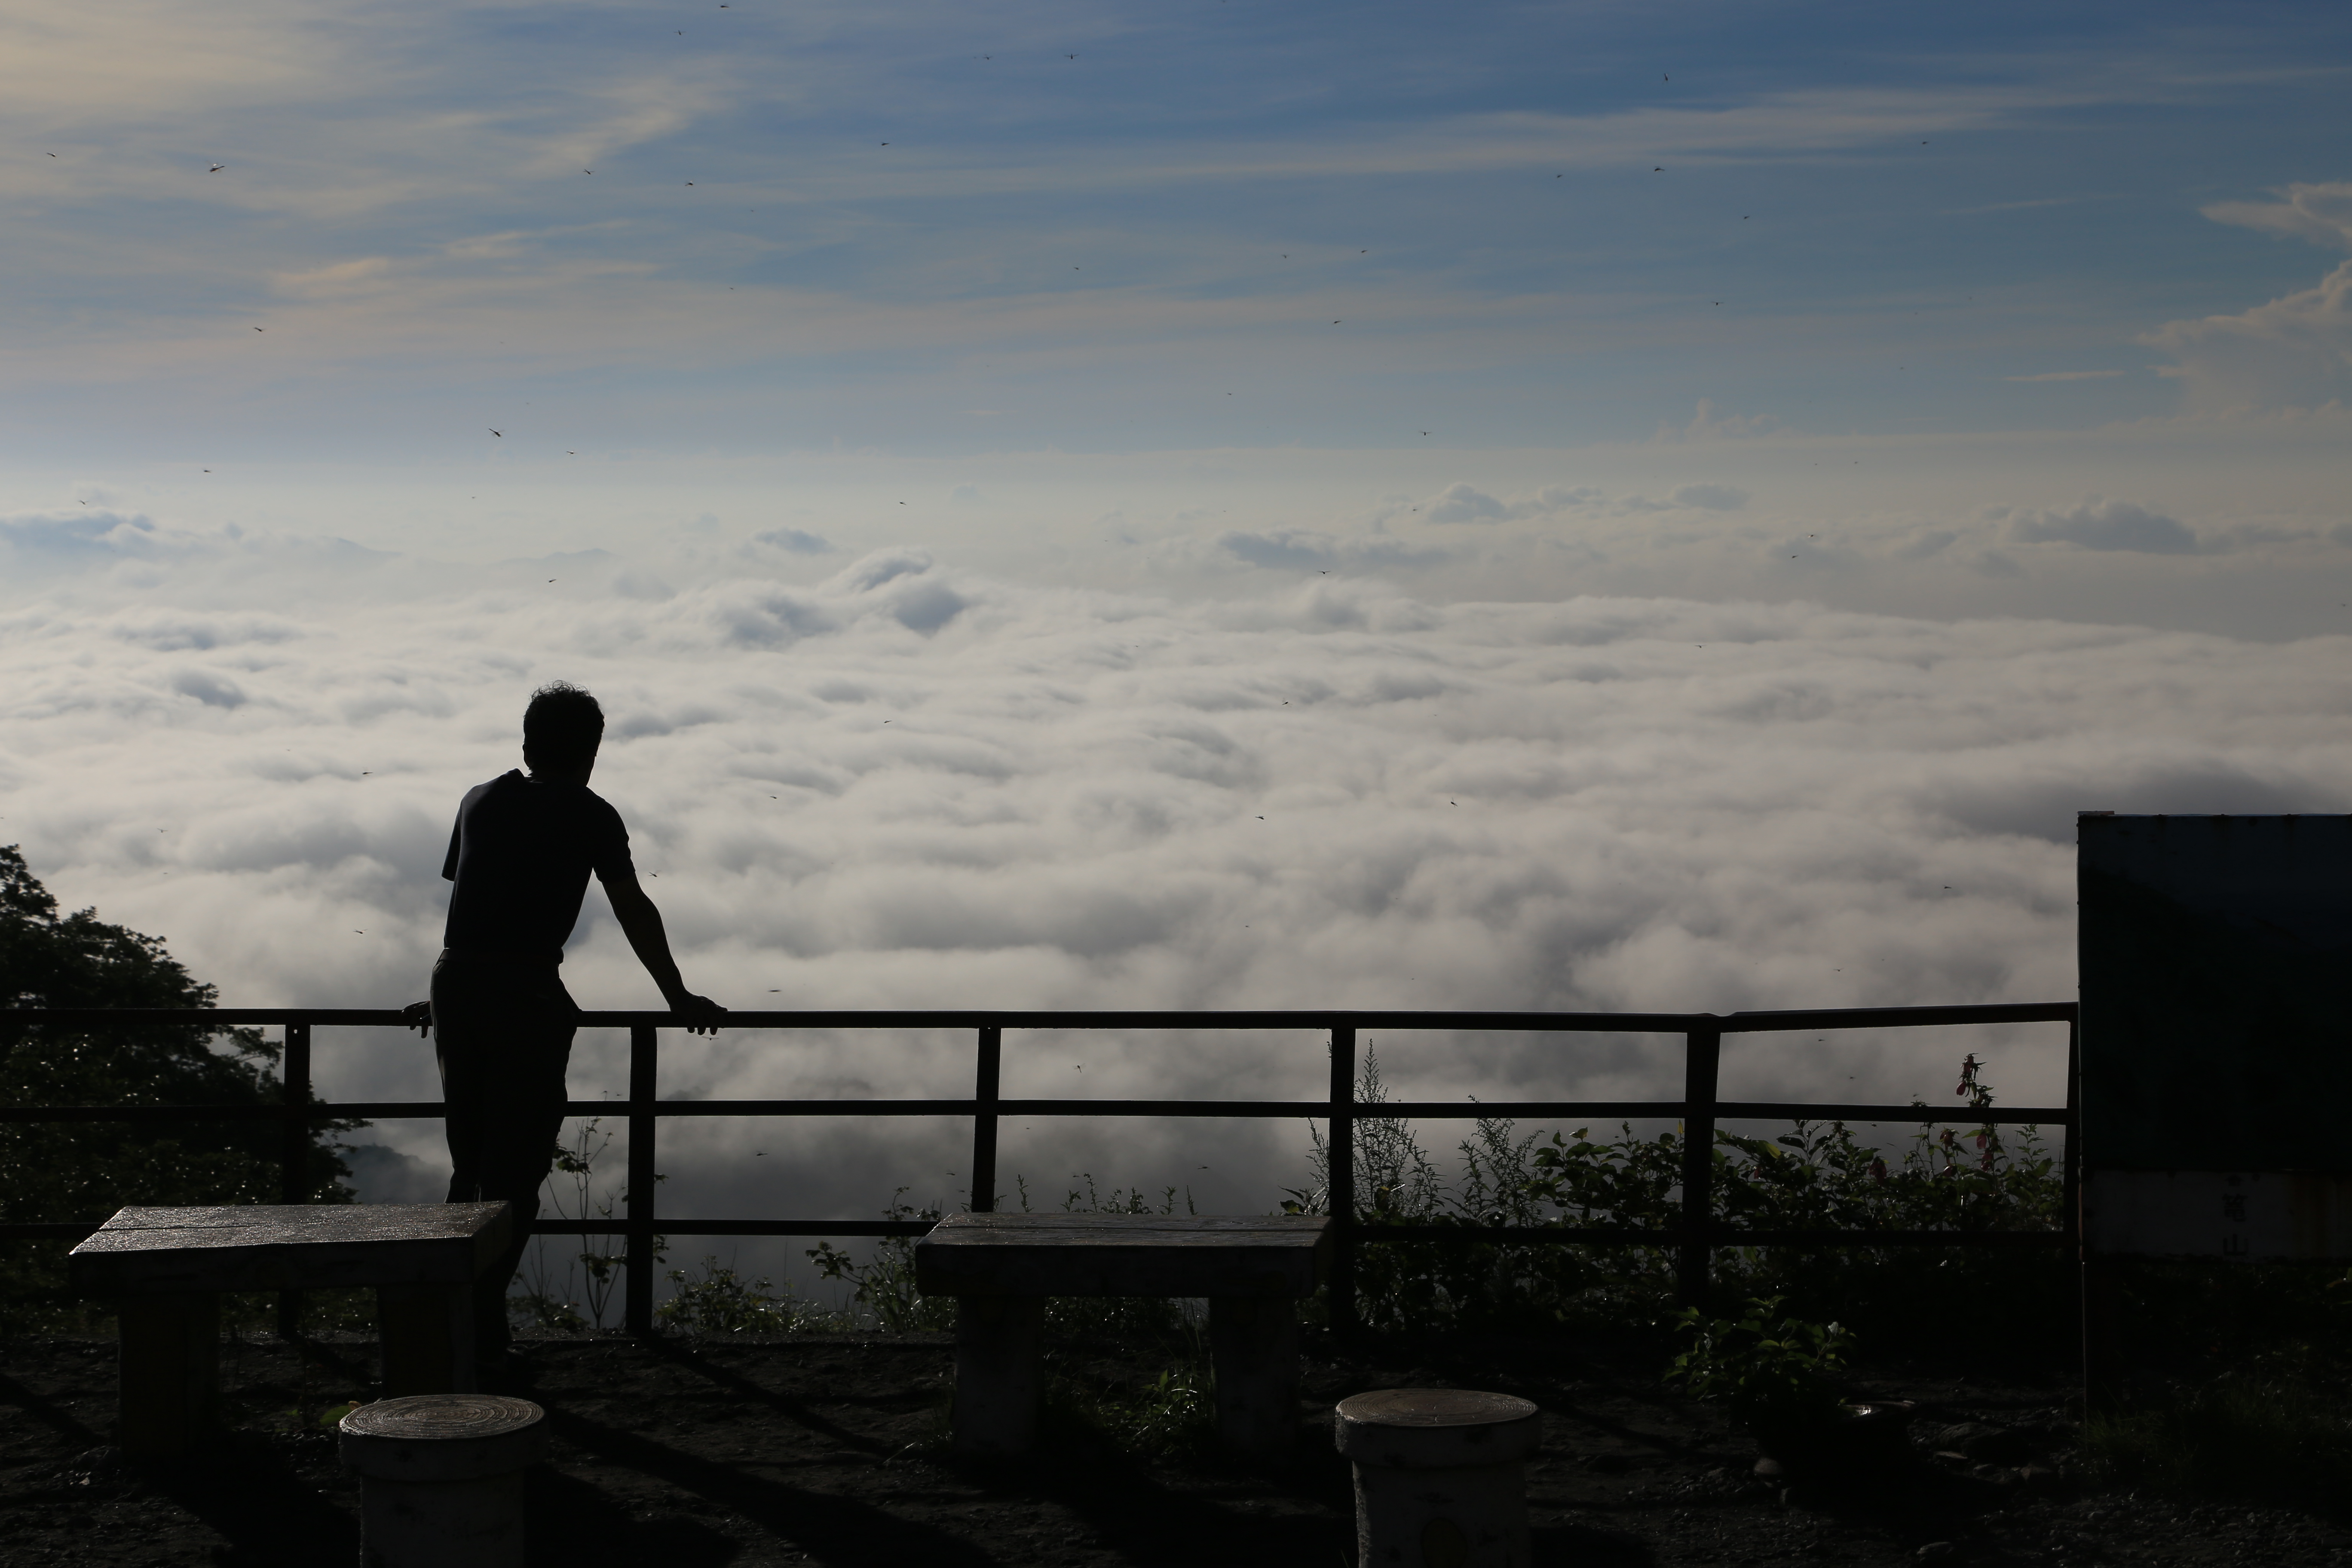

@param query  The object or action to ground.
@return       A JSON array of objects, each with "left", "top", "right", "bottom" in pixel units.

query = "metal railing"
[{"left": 0, "top": 1002, "right": 2078, "bottom": 1333}]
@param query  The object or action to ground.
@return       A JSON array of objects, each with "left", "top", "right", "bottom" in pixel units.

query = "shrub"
[
  {"left": 0, "top": 846, "right": 355, "bottom": 1333},
  {"left": 658, "top": 1256, "right": 844, "bottom": 1336},
  {"left": 1286, "top": 1047, "right": 2068, "bottom": 1344},
  {"left": 1666, "top": 1295, "right": 1851, "bottom": 1436},
  {"left": 808, "top": 1190, "right": 959, "bottom": 1334}
]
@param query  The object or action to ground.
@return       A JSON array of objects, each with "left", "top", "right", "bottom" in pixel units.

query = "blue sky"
[{"left": 9, "top": 0, "right": 2351, "bottom": 462}]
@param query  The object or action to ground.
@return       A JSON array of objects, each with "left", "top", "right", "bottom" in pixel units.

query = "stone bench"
[
  {"left": 68, "top": 1202, "right": 511, "bottom": 1458},
  {"left": 912, "top": 1211, "right": 1332, "bottom": 1463}
]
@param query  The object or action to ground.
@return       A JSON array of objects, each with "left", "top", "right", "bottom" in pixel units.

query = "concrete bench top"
[
  {"left": 913, "top": 1212, "right": 1332, "bottom": 1298},
  {"left": 68, "top": 1203, "right": 511, "bottom": 1295}
]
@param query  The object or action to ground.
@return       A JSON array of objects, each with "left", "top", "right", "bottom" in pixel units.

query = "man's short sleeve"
[
  {"left": 442, "top": 815, "right": 462, "bottom": 882},
  {"left": 590, "top": 794, "right": 634, "bottom": 884}
]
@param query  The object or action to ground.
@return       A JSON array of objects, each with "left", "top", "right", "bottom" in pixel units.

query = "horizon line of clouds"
[{"left": 11, "top": 469, "right": 2351, "bottom": 619}]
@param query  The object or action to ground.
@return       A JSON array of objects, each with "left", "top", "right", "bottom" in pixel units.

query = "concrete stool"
[
  {"left": 339, "top": 1394, "right": 548, "bottom": 1568},
  {"left": 1335, "top": 1389, "right": 1541, "bottom": 1568}
]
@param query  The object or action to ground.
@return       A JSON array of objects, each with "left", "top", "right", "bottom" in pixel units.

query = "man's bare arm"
[{"left": 604, "top": 871, "right": 726, "bottom": 1034}]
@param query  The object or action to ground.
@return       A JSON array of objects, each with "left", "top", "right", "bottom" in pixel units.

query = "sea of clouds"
[{"left": 5, "top": 506, "right": 2347, "bottom": 1293}]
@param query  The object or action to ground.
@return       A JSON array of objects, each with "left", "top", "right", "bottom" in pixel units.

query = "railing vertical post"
[
  {"left": 2061, "top": 1012, "right": 2082, "bottom": 1247},
  {"left": 969, "top": 1027, "right": 1002, "bottom": 1213},
  {"left": 1328, "top": 1026, "right": 1357, "bottom": 1338},
  {"left": 277, "top": 1019, "right": 312, "bottom": 1338},
  {"left": 2067, "top": 1007, "right": 2122, "bottom": 1410},
  {"left": 625, "top": 1023, "right": 658, "bottom": 1336},
  {"left": 1677, "top": 1024, "right": 1721, "bottom": 1311}
]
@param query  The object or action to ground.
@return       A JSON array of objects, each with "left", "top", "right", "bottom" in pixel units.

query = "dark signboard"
[{"left": 2078, "top": 813, "right": 2352, "bottom": 1258}]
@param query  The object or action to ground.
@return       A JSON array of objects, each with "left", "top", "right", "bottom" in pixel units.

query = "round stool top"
[
  {"left": 1335, "top": 1388, "right": 1541, "bottom": 1468},
  {"left": 340, "top": 1394, "right": 549, "bottom": 1482}
]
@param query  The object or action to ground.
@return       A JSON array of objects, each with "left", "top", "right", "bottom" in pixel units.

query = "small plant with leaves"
[
  {"left": 658, "top": 1256, "right": 842, "bottom": 1336},
  {"left": 1044, "top": 1311, "right": 1219, "bottom": 1458},
  {"left": 511, "top": 1116, "right": 664, "bottom": 1333},
  {"left": 1666, "top": 1295, "right": 1853, "bottom": 1438},
  {"left": 808, "top": 1190, "right": 958, "bottom": 1333}
]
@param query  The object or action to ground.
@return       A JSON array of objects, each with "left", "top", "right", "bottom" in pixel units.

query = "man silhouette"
[{"left": 422, "top": 681, "right": 723, "bottom": 1373}]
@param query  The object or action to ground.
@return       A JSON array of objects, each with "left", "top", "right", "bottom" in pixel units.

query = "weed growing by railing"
[
  {"left": 658, "top": 1257, "right": 846, "bottom": 1336},
  {"left": 808, "top": 1191, "right": 958, "bottom": 1334},
  {"left": 1288, "top": 1049, "right": 2069, "bottom": 1341},
  {"left": 511, "top": 1116, "right": 664, "bottom": 1335}
]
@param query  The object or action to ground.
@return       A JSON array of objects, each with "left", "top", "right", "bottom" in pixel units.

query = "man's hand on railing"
[
  {"left": 669, "top": 993, "right": 727, "bottom": 1036},
  {"left": 400, "top": 1000, "right": 432, "bottom": 1038}
]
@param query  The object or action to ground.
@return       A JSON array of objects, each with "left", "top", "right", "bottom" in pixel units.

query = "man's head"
[{"left": 522, "top": 682, "right": 604, "bottom": 781}]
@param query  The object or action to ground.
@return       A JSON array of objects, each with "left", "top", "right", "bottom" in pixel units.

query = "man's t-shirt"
[{"left": 441, "top": 771, "right": 634, "bottom": 960}]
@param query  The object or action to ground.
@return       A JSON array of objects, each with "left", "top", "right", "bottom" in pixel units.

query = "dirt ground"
[{"left": 1, "top": 1327, "right": 2342, "bottom": 1567}]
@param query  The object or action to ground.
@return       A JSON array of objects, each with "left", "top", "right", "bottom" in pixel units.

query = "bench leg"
[
  {"left": 377, "top": 1284, "right": 478, "bottom": 1397},
  {"left": 116, "top": 1293, "right": 218, "bottom": 1459},
  {"left": 952, "top": 1295, "right": 1043, "bottom": 1458},
  {"left": 1209, "top": 1295, "right": 1299, "bottom": 1466}
]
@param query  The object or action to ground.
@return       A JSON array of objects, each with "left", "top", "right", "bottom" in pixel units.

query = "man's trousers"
[{"left": 429, "top": 949, "right": 578, "bottom": 1363}]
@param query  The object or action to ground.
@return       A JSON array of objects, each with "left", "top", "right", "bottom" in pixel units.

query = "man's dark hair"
[{"left": 522, "top": 682, "right": 605, "bottom": 772}]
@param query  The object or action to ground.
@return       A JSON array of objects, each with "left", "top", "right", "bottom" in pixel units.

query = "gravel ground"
[{"left": 1, "top": 1329, "right": 2339, "bottom": 1566}]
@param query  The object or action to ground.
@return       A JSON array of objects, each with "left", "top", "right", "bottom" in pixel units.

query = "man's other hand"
[
  {"left": 401, "top": 999, "right": 432, "bottom": 1037},
  {"left": 670, "top": 993, "right": 727, "bottom": 1035}
]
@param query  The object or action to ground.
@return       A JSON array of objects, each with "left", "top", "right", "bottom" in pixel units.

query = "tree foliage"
[{"left": 1, "top": 845, "right": 351, "bottom": 1325}]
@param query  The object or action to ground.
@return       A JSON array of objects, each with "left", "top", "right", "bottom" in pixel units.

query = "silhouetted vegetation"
[
  {"left": 1280, "top": 1049, "right": 2071, "bottom": 1353},
  {"left": 0, "top": 845, "right": 352, "bottom": 1332}
]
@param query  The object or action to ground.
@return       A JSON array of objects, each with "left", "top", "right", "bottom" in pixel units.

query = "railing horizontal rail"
[
  {"left": 1711, "top": 1004, "right": 2075, "bottom": 1032},
  {"left": 1354, "top": 1225, "right": 2069, "bottom": 1247},
  {"left": 2, "top": 1003, "right": 2074, "bottom": 1032},
  {"left": 1352, "top": 1100, "right": 2070, "bottom": 1124},
  {"left": 1716, "top": 1101, "right": 2067, "bottom": 1124},
  {"left": 2, "top": 1219, "right": 2067, "bottom": 1246},
  {"left": 533, "top": 1219, "right": 937, "bottom": 1239},
  {"left": 0, "top": 1000, "right": 2079, "bottom": 1331},
  {"left": 0, "top": 1098, "right": 2076, "bottom": 1125}
]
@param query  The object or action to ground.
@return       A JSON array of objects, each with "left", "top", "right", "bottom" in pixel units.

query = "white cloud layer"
[
  {"left": 2148, "top": 184, "right": 2352, "bottom": 412},
  {"left": 1996, "top": 498, "right": 2200, "bottom": 554},
  {"left": 7, "top": 521, "right": 2349, "bottom": 1285}
]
